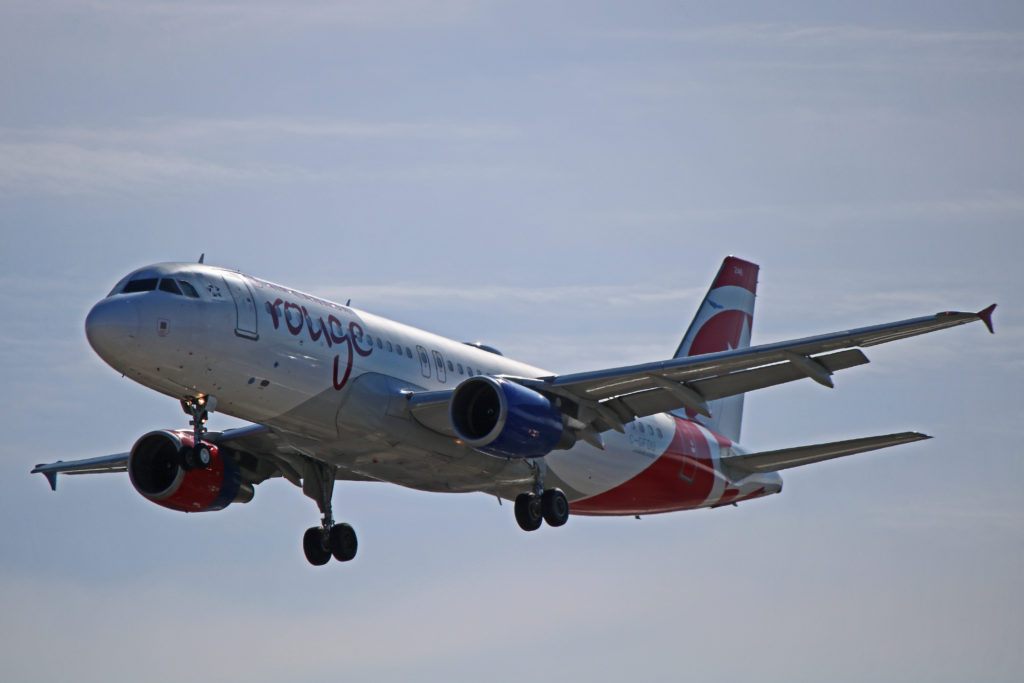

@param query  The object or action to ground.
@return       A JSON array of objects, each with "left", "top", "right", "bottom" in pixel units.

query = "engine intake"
[
  {"left": 449, "top": 376, "right": 568, "bottom": 458},
  {"left": 128, "top": 430, "right": 253, "bottom": 512}
]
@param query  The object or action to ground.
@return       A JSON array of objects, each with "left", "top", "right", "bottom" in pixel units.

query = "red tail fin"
[{"left": 673, "top": 256, "right": 759, "bottom": 442}]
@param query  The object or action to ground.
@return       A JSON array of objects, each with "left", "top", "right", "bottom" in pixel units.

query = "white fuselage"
[{"left": 86, "top": 262, "right": 781, "bottom": 513}]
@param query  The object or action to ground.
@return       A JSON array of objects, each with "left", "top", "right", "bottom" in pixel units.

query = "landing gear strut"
[
  {"left": 514, "top": 462, "right": 570, "bottom": 531},
  {"left": 180, "top": 396, "right": 215, "bottom": 471},
  {"left": 301, "top": 460, "right": 358, "bottom": 566}
]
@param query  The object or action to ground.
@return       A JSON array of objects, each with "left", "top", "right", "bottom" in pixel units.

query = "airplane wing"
[
  {"left": 510, "top": 305, "right": 995, "bottom": 432},
  {"left": 722, "top": 432, "right": 931, "bottom": 474},
  {"left": 31, "top": 423, "right": 305, "bottom": 490},
  {"left": 32, "top": 453, "right": 129, "bottom": 490}
]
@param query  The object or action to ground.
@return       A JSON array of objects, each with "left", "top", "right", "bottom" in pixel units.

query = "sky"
[{"left": 1, "top": 1, "right": 1022, "bottom": 681}]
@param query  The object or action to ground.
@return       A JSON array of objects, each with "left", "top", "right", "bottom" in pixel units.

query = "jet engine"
[
  {"left": 128, "top": 430, "right": 253, "bottom": 512},
  {"left": 449, "top": 376, "right": 571, "bottom": 458}
]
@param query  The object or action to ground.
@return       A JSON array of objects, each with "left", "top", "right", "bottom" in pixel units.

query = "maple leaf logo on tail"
[{"left": 671, "top": 256, "right": 758, "bottom": 442}]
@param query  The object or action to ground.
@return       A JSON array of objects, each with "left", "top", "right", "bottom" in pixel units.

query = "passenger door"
[
  {"left": 222, "top": 273, "right": 259, "bottom": 340},
  {"left": 432, "top": 350, "right": 447, "bottom": 383}
]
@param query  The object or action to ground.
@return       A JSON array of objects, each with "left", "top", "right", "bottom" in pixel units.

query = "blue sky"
[{"left": 2, "top": 2, "right": 1022, "bottom": 681}]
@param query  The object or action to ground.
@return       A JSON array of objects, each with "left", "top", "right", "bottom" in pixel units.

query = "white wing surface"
[{"left": 510, "top": 306, "right": 995, "bottom": 434}]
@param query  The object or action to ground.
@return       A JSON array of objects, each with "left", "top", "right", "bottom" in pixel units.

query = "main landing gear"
[
  {"left": 301, "top": 461, "right": 357, "bottom": 566},
  {"left": 514, "top": 461, "right": 570, "bottom": 531},
  {"left": 179, "top": 396, "right": 216, "bottom": 471},
  {"left": 514, "top": 488, "right": 570, "bottom": 531}
]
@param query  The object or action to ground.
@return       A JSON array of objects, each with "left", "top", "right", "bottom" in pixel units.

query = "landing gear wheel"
[
  {"left": 179, "top": 444, "right": 212, "bottom": 471},
  {"left": 193, "top": 445, "right": 211, "bottom": 469},
  {"left": 541, "top": 488, "right": 570, "bottom": 527},
  {"left": 179, "top": 446, "right": 196, "bottom": 472},
  {"left": 514, "top": 493, "right": 543, "bottom": 532},
  {"left": 328, "top": 523, "right": 358, "bottom": 562},
  {"left": 303, "top": 527, "right": 331, "bottom": 566}
]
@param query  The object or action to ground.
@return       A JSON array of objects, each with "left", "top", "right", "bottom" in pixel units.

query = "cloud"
[
  {"left": 12, "top": 118, "right": 514, "bottom": 147},
  {"left": 871, "top": 500, "right": 1024, "bottom": 534},
  {"left": 9, "top": 0, "right": 487, "bottom": 31},
  {"left": 315, "top": 282, "right": 700, "bottom": 307},
  {"left": 607, "top": 195, "right": 1024, "bottom": 230},
  {"left": 601, "top": 23, "right": 1024, "bottom": 77},
  {"left": 609, "top": 23, "right": 1024, "bottom": 51},
  {"left": 0, "top": 117, "right": 514, "bottom": 195},
  {"left": 0, "top": 141, "right": 315, "bottom": 195}
]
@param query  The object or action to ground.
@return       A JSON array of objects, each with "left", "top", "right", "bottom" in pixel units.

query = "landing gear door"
[{"left": 222, "top": 273, "right": 259, "bottom": 340}]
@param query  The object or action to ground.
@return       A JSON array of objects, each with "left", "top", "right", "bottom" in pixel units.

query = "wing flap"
[
  {"left": 552, "top": 309, "right": 992, "bottom": 402},
  {"left": 613, "top": 349, "right": 869, "bottom": 419},
  {"left": 724, "top": 432, "right": 931, "bottom": 474},
  {"left": 530, "top": 307, "right": 993, "bottom": 433}
]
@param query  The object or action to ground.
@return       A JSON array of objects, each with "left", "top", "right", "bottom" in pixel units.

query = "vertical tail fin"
[{"left": 673, "top": 256, "right": 759, "bottom": 443}]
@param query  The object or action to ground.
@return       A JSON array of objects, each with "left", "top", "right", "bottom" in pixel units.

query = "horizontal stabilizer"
[{"left": 725, "top": 432, "right": 931, "bottom": 474}]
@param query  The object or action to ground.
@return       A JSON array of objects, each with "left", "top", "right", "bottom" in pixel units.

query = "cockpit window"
[
  {"left": 158, "top": 278, "right": 183, "bottom": 295},
  {"left": 123, "top": 278, "right": 158, "bottom": 293},
  {"left": 178, "top": 280, "right": 200, "bottom": 298}
]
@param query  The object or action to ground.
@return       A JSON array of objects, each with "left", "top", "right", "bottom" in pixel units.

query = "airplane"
[{"left": 33, "top": 256, "right": 996, "bottom": 566}]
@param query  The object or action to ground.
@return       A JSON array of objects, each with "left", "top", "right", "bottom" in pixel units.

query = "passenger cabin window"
[
  {"left": 158, "top": 279, "right": 182, "bottom": 295},
  {"left": 386, "top": 341, "right": 393, "bottom": 352},
  {"left": 123, "top": 278, "right": 158, "bottom": 293}
]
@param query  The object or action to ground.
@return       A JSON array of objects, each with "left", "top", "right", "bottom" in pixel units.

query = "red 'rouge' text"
[{"left": 266, "top": 298, "right": 373, "bottom": 390}]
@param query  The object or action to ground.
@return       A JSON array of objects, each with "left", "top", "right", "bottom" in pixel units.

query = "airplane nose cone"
[{"left": 85, "top": 297, "right": 141, "bottom": 363}]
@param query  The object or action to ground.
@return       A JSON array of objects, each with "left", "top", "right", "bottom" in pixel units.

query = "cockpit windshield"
[
  {"left": 158, "top": 279, "right": 182, "bottom": 295},
  {"left": 122, "top": 278, "right": 158, "bottom": 293},
  {"left": 113, "top": 276, "right": 202, "bottom": 298},
  {"left": 178, "top": 280, "right": 200, "bottom": 298}
]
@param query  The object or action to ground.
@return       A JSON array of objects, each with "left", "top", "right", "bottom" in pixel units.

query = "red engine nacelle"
[{"left": 128, "top": 430, "right": 253, "bottom": 512}]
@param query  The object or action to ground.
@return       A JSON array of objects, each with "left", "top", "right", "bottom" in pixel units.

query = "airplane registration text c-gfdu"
[{"left": 33, "top": 257, "right": 996, "bottom": 566}]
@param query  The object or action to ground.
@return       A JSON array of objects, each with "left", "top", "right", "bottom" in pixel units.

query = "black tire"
[
  {"left": 514, "top": 493, "right": 543, "bottom": 532},
  {"left": 303, "top": 527, "right": 331, "bottom": 566},
  {"left": 541, "top": 488, "right": 570, "bottom": 527},
  {"left": 179, "top": 446, "right": 196, "bottom": 472},
  {"left": 328, "top": 523, "right": 358, "bottom": 562}
]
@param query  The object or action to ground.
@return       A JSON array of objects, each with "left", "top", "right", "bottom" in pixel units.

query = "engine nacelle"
[
  {"left": 128, "top": 430, "right": 253, "bottom": 513},
  {"left": 449, "top": 376, "right": 568, "bottom": 458}
]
